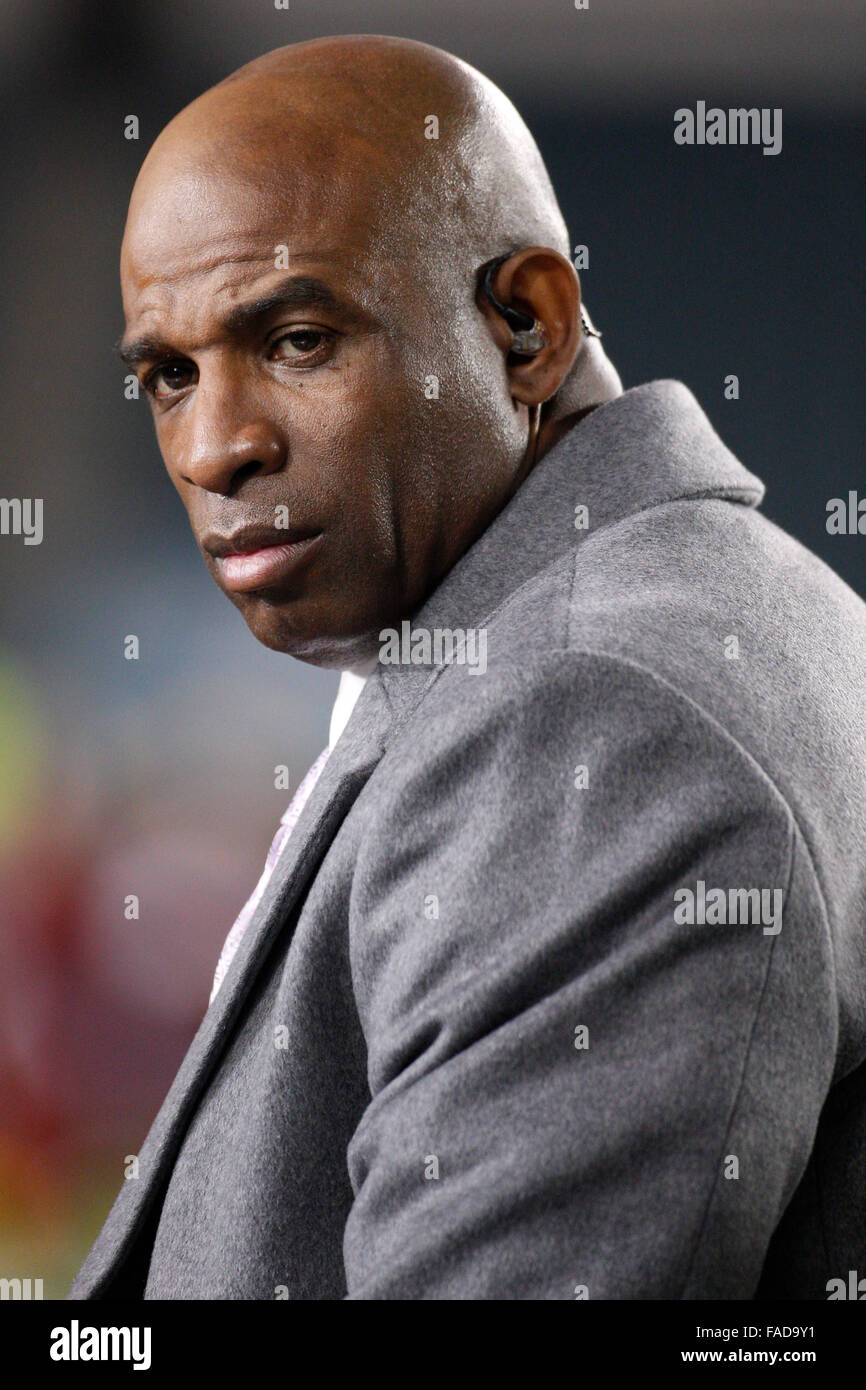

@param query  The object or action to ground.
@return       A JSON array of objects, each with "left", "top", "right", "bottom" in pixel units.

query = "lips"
[{"left": 203, "top": 524, "right": 323, "bottom": 593}]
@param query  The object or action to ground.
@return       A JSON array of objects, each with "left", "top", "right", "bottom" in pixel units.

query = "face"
[{"left": 120, "top": 122, "right": 525, "bottom": 668}]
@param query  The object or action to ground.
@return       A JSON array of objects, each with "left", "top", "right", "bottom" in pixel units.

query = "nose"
[{"left": 178, "top": 387, "right": 287, "bottom": 496}]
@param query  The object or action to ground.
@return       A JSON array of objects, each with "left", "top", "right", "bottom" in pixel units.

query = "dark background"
[{"left": 0, "top": 0, "right": 862, "bottom": 1294}]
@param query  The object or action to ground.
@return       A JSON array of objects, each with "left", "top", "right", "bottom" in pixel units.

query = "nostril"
[{"left": 230, "top": 460, "right": 267, "bottom": 493}]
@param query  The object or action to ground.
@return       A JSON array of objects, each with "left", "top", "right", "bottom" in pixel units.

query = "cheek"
[
  {"left": 154, "top": 419, "right": 194, "bottom": 506},
  {"left": 274, "top": 367, "right": 412, "bottom": 538}
]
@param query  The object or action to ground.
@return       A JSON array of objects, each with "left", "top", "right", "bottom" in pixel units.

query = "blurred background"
[{"left": 0, "top": 0, "right": 863, "bottom": 1296}]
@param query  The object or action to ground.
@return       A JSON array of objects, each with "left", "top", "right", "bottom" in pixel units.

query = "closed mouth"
[
  {"left": 204, "top": 527, "right": 324, "bottom": 593},
  {"left": 203, "top": 523, "right": 321, "bottom": 559}
]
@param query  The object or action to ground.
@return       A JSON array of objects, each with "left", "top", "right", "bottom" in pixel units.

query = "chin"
[{"left": 241, "top": 600, "right": 381, "bottom": 671}]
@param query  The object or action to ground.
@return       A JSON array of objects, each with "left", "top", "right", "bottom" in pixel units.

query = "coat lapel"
[{"left": 68, "top": 676, "right": 392, "bottom": 1297}]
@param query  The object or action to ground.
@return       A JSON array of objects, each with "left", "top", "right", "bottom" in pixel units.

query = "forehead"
[{"left": 121, "top": 137, "right": 399, "bottom": 330}]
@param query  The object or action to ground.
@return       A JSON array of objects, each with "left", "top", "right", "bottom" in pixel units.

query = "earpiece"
[
  {"left": 480, "top": 250, "right": 602, "bottom": 356},
  {"left": 482, "top": 254, "right": 547, "bottom": 356},
  {"left": 510, "top": 322, "right": 548, "bottom": 356}
]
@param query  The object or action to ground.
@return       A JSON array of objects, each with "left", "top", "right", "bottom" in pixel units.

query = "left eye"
[{"left": 270, "top": 329, "right": 329, "bottom": 359}]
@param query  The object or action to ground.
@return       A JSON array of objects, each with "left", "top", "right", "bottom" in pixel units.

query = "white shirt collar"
[{"left": 328, "top": 663, "right": 375, "bottom": 749}]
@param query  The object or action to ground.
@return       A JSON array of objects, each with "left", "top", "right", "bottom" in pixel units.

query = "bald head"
[
  {"left": 128, "top": 36, "right": 571, "bottom": 285},
  {"left": 120, "top": 37, "right": 619, "bottom": 669}
]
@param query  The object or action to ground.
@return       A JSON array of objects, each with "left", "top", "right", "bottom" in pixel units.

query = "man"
[{"left": 70, "top": 36, "right": 866, "bottom": 1300}]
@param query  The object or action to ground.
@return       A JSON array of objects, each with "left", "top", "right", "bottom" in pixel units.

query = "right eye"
[{"left": 144, "top": 360, "right": 197, "bottom": 399}]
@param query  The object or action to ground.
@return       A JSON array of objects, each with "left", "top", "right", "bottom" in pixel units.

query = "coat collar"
[{"left": 375, "top": 378, "right": 765, "bottom": 727}]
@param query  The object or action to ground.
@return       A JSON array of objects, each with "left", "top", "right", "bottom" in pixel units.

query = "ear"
[{"left": 477, "top": 247, "right": 582, "bottom": 406}]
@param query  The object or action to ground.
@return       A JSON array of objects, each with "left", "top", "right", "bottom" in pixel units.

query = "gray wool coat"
[{"left": 69, "top": 380, "right": 866, "bottom": 1300}]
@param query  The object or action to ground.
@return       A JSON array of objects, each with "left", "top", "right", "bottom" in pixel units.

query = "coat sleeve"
[{"left": 343, "top": 651, "right": 836, "bottom": 1299}]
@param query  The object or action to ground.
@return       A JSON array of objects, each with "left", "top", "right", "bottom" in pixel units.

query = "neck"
[{"left": 536, "top": 341, "right": 623, "bottom": 460}]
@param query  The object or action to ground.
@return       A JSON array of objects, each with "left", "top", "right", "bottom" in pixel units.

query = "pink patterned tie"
[{"left": 209, "top": 746, "right": 332, "bottom": 1004}]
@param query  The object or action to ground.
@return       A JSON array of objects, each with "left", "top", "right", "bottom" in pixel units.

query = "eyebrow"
[{"left": 117, "top": 275, "right": 344, "bottom": 367}]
